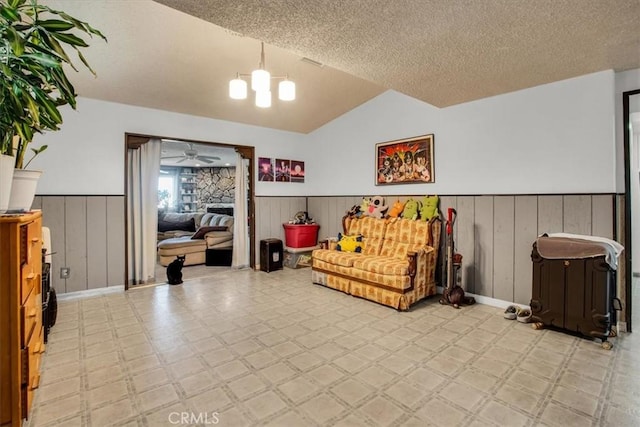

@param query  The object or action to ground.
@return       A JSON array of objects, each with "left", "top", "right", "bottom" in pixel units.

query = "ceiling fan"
[{"left": 161, "top": 143, "right": 221, "bottom": 164}]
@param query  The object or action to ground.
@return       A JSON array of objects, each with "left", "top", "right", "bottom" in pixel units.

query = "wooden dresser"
[{"left": 0, "top": 211, "right": 44, "bottom": 426}]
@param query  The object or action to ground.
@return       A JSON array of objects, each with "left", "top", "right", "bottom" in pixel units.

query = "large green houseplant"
[
  {"left": 0, "top": 0, "right": 105, "bottom": 211},
  {"left": 0, "top": 0, "right": 106, "bottom": 167}
]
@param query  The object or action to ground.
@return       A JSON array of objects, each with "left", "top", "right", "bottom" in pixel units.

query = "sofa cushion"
[
  {"left": 158, "top": 218, "right": 195, "bottom": 232},
  {"left": 346, "top": 216, "right": 387, "bottom": 239},
  {"left": 157, "top": 236, "right": 207, "bottom": 256},
  {"left": 163, "top": 212, "right": 204, "bottom": 225},
  {"left": 348, "top": 268, "right": 411, "bottom": 291},
  {"left": 352, "top": 256, "right": 409, "bottom": 275},
  {"left": 191, "top": 226, "right": 228, "bottom": 239},
  {"left": 362, "top": 237, "right": 384, "bottom": 256},
  {"left": 312, "top": 249, "right": 362, "bottom": 267},
  {"left": 205, "top": 232, "right": 233, "bottom": 247},
  {"left": 380, "top": 241, "right": 427, "bottom": 259},
  {"left": 312, "top": 259, "right": 355, "bottom": 276},
  {"left": 384, "top": 218, "right": 431, "bottom": 245},
  {"left": 201, "top": 212, "right": 234, "bottom": 229}
]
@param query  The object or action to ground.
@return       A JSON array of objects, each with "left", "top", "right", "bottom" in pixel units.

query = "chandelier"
[{"left": 229, "top": 42, "right": 296, "bottom": 108}]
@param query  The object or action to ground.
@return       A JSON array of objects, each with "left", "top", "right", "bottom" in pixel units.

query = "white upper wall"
[
  {"left": 308, "top": 70, "right": 616, "bottom": 195},
  {"left": 33, "top": 70, "right": 622, "bottom": 196},
  {"left": 31, "top": 98, "right": 311, "bottom": 195}
]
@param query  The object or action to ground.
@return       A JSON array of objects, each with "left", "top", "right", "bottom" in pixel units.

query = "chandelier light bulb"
[
  {"left": 229, "top": 78, "right": 247, "bottom": 100},
  {"left": 278, "top": 80, "right": 296, "bottom": 101},
  {"left": 255, "top": 90, "right": 272, "bottom": 108},
  {"left": 251, "top": 69, "right": 270, "bottom": 92}
]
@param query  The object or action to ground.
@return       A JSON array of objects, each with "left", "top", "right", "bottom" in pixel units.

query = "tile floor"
[{"left": 28, "top": 267, "right": 640, "bottom": 427}]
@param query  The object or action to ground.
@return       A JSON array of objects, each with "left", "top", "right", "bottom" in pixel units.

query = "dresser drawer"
[
  {"left": 21, "top": 220, "right": 41, "bottom": 266},
  {"left": 20, "top": 287, "right": 40, "bottom": 347},
  {"left": 21, "top": 327, "right": 43, "bottom": 420},
  {"left": 20, "top": 264, "right": 38, "bottom": 305}
]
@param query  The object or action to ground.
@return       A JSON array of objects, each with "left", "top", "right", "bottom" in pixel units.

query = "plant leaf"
[
  {"left": 22, "top": 53, "right": 61, "bottom": 68},
  {"left": 51, "top": 32, "right": 89, "bottom": 47},
  {"left": 8, "top": 0, "right": 24, "bottom": 8},
  {"left": 76, "top": 50, "right": 96, "bottom": 76},
  {"left": 37, "top": 19, "right": 74, "bottom": 31},
  {"left": 5, "top": 26, "right": 25, "bottom": 56},
  {"left": 0, "top": 5, "right": 20, "bottom": 22}
]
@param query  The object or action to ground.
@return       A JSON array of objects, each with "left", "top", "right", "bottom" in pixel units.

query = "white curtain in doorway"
[
  {"left": 233, "top": 154, "right": 250, "bottom": 268},
  {"left": 127, "top": 138, "right": 161, "bottom": 284}
]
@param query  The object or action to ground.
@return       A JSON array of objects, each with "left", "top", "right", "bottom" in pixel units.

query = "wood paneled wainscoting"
[
  {"left": 306, "top": 194, "right": 621, "bottom": 307},
  {"left": 33, "top": 194, "right": 623, "bottom": 318},
  {"left": 32, "top": 196, "right": 125, "bottom": 294}
]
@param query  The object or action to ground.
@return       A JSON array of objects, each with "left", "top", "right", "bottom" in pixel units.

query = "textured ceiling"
[
  {"left": 157, "top": 0, "right": 640, "bottom": 107},
  {"left": 45, "top": 0, "right": 384, "bottom": 134},
  {"left": 47, "top": 0, "right": 640, "bottom": 134}
]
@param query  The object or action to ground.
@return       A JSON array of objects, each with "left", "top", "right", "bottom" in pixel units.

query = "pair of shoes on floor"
[
  {"left": 503, "top": 305, "right": 532, "bottom": 323},
  {"left": 504, "top": 305, "right": 518, "bottom": 320},
  {"left": 516, "top": 308, "right": 532, "bottom": 323}
]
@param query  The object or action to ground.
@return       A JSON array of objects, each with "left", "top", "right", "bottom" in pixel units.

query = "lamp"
[{"left": 229, "top": 42, "right": 296, "bottom": 107}]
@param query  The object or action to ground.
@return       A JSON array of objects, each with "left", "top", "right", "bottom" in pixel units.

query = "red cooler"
[{"left": 283, "top": 224, "right": 320, "bottom": 248}]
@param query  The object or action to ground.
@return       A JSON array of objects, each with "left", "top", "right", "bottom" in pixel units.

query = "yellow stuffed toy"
[
  {"left": 336, "top": 233, "right": 363, "bottom": 252},
  {"left": 420, "top": 195, "right": 439, "bottom": 221}
]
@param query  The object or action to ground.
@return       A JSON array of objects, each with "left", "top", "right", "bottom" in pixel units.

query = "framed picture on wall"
[
  {"left": 275, "top": 158, "right": 290, "bottom": 182},
  {"left": 258, "top": 157, "right": 274, "bottom": 181},
  {"left": 375, "top": 134, "right": 434, "bottom": 185},
  {"left": 290, "top": 160, "right": 305, "bottom": 183}
]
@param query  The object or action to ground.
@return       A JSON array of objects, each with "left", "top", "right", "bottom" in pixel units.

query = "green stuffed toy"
[
  {"left": 402, "top": 199, "right": 421, "bottom": 220},
  {"left": 420, "top": 195, "right": 439, "bottom": 221}
]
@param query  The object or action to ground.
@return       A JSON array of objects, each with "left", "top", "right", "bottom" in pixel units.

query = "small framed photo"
[
  {"left": 375, "top": 134, "right": 434, "bottom": 185},
  {"left": 290, "top": 160, "right": 305, "bottom": 183},
  {"left": 258, "top": 157, "right": 274, "bottom": 181},
  {"left": 275, "top": 158, "right": 290, "bottom": 182}
]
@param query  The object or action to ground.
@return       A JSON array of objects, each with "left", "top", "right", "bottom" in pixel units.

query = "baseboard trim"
[
  {"left": 436, "top": 286, "right": 530, "bottom": 310},
  {"left": 58, "top": 285, "right": 124, "bottom": 301}
]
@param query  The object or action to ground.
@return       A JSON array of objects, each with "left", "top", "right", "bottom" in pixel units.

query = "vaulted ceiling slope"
[{"left": 50, "top": 1, "right": 640, "bottom": 134}]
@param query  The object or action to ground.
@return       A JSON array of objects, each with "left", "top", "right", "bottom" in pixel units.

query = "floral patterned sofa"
[{"left": 311, "top": 215, "right": 441, "bottom": 310}]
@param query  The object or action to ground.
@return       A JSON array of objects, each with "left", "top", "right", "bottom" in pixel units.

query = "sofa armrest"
[{"left": 407, "top": 251, "right": 417, "bottom": 280}]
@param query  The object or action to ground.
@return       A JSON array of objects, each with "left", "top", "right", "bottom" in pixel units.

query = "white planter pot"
[
  {"left": 0, "top": 154, "right": 15, "bottom": 213},
  {"left": 8, "top": 169, "right": 42, "bottom": 213}
]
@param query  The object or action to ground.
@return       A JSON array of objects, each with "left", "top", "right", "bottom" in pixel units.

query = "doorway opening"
[{"left": 124, "top": 133, "right": 255, "bottom": 290}]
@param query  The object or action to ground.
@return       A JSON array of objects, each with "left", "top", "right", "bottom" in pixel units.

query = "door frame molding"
[{"left": 623, "top": 88, "right": 640, "bottom": 332}]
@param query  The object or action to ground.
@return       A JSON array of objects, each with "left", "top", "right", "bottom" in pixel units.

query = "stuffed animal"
[
  {"left": 336, "top": 233, "right": 363, "bottom": 252},
  {"left": 388, "top": 200, "right": 405, "bottom": 218},
  {"left": 360, "top": 197, "right": 371, "bottom": 215},
  {"left": 362, "top": 195, "right": 388, "bottom": 219},
  {"left": 402, "top": 199, "right": 421, "bottom": 220},
  {"left": 420, "top": 195, "right": 439, "bottom": 221},
  {"left": 292, "top": 211, "right": 313, "bottom": 224},
  {"left": 347, "top": 205, "right": 362, "bottom": 217}
]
